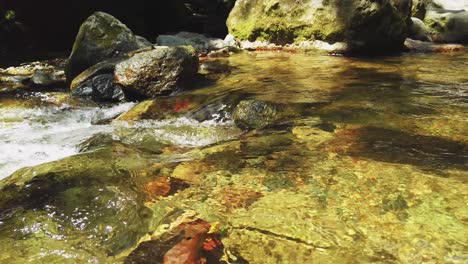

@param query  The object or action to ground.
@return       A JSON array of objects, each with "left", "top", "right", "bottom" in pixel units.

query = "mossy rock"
[
  {"left": 424, "top": 9, "right": 468, "bottom": 43},
  {"left": 0, "top": 144, "right": 162, "bottom": 262},
  {"left": 65, "top": 12, "right": 151, "bottom": 82},
  {"left": 227, "top": 0, "right": 411, "bottom": 52}
]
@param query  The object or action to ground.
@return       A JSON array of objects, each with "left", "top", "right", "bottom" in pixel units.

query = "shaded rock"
[
  {"left": 232, "top": 100, "right": 280, "bottom": 130},
  {"left": 30, "top": 71, "right": 65, "bottom": 87},
  {"left": 156, "top": 31, "right": 226, "bottom": 52},
  {"left": 404, "top": 38, "right": 464, "bottom": 52},
  {"left": 424, "top": 9, "right": 468, "bottom": 43},
  {"left": 227, "top": 0, "right": 412, "bottom": 53},
  {"left": 412, "top": 0, "right": 429, "bottom": 19},
  {"left": 114, "top": 46, "right": 198, "bottom": 98},
  {"left": 65, "top": 12, "right": 151, "bottom": 82},
  {"left": 72, "top": 73, "right": 125, "bottom": 102},
  {"left": 409, "top": 17, "right": 432, "bottom": 41}
]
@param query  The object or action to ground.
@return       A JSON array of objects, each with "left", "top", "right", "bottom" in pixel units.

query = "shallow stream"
[{"left": 0, "top": 50, "right": 467, "bottom": 263}]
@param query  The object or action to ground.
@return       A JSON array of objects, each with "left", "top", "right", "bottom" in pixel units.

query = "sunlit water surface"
[{"left": 0, "top": 50, "right": 467, "bottom": 263}]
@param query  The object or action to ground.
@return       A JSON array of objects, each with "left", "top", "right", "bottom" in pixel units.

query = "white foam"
[{"left": 0, "top": 102, "right": 135, "bottom": 179}]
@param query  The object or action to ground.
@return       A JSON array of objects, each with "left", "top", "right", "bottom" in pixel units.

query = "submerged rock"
[
  {"left": 114, "top": 46, "right": 198, "bottom": 98},
  {"left": 232, "top": 100, "right": 280, "bottom": 130},
  {"left": 227, "top": 0, "right": 412, "bottom": 53},
  {"left": 65, "top": 12, "right": 151, "bottom": 82},
  {"left": 0, "top": 145, "right": 160, "bottom": 262}
]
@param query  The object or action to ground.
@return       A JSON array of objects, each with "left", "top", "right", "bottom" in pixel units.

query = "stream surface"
[{"left": 0, "top": 51, "right": 467, "bottom": 263}]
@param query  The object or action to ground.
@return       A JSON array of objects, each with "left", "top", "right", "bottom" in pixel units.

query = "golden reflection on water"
[{"left": 0, "top": 50, "right": 467, "bottom": 263}]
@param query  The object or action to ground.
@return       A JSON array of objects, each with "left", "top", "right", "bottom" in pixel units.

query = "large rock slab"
[
  {"left": 65, "top": 12, "right": 151, "bottom": 82},
  {"left": 227, "top": 0, "right": 411, "bottom": 53},
  {"left": 114, "top": 46, "right": 198, "bottom": 98},
  {"left": 424, "top": 9, "right": 468, "bottom": 43}
]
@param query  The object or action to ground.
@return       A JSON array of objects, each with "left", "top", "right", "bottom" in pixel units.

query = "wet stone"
[{"left": 72, "top": 73, "right": 125, "bottom": 102}]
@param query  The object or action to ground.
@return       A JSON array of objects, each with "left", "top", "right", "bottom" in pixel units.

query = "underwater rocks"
[
  {"left": 65, "top": 12, "right": 151, "bottom": 82},
  {"left": 232, "top": 100, "right": 281, "bottom": 130},
  {"left": 0, "top": 144, "right": 166, "bottom": 262},
  {"left": 125, "top": 213, "right": 225, "bottom": 264},
  {"left": 227, "top": 0, "right": 412, "bottom": 53}
]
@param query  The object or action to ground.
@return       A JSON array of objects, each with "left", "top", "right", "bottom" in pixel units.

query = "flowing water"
[{"left": 0, "top": 50, "right": 467, "bottom": 263}]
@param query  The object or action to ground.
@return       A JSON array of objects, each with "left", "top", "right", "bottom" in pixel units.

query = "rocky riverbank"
[{"left": 1, "top": 1, "right": 468, "bottom": 263}]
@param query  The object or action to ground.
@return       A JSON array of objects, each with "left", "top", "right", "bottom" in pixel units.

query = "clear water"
[{"left": 0, "top": 50, "right": 467, "bottom": 263}]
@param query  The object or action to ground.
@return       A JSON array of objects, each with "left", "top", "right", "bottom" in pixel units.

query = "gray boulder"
[
  {"left": 424, "top": 9, "right": 468, "bottom": 43},
  {"left": 114, "top": 46, "right": 198, "bottom": 98},
  {"left": 65, "top": 12, "right": 151, "bottom": 82}
]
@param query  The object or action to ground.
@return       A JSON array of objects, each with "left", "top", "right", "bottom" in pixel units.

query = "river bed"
[{"left": 0, "top": 50, "right": 467, "bottom": 263}]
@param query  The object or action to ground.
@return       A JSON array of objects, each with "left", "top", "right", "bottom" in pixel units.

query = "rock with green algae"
[
  {"left": 232, "top": 99, "right": 281, "bottom": 130},
  {"left": 227, "top": 0, "right": 411, "bottom": 53},
  {"left": 0, "top": 144, "right": 165, "bottom": 263},
  {"left": 424, "top": 9, "right": 468, "bottom": 43},
  {"left": 65, "top": 12, "right": 151, "bottom": 82}
]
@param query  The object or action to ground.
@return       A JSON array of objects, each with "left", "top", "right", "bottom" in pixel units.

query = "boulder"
[
  {"left": 65, "top": 12, "right": 151, "bottom": 82},
  {"left": 70, "top": 58, "right": 126, "bottom": 102},
  {"left": 72, "top": 73, "right": 125, "bottom": 102},
  {"left": 409, "top": 17, "right": 432, "bottom": 41},
  {"left": 0, "top": 145, "right": 159, "bottom": 262},
  {"left": 227, "top": 0, "right": 412, "bottom": 53},
  {"left": 114, "top": 46, "right": 198, "bottom": 98},
  {"left": 424, "top": 9, "right": 468, "bottom": 43},
  {"left": 156, "top": 31, "right": 226, "bottom": 52}
]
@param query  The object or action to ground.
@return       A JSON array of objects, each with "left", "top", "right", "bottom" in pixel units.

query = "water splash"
[{"left": 0, "top": 102, "right": 136, "bottom": 179}]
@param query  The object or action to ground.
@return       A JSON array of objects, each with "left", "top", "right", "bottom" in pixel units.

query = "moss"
[{"left": 227, "top": 0, "right": 409, "bottom": 51}]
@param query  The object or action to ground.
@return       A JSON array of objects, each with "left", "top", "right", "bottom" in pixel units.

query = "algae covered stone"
[
  {"left": 114, "top": 46, "right": 199, "bottom": 98},
  {"left": 65, "top": 12, "right": 151, "bottom": 82},
  {"left": 424, "top": 9, "right": 468, "bottom": 43},
  {"left": 0, "top": 145, "right": 159, "bottom": 262},
  {"left": 227, "top": 0, "right": 411, "bottom": 52},
  {"left": 232, "top": 99, "right": 280, "bottom": 130}
]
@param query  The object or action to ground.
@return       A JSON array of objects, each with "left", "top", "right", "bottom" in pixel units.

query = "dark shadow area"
[
  {"left": 0, "top": 0, "right": 235, "bottom": 62},
  {"left": 325, "top": 126, "right": 468, "bottom": 171}
]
